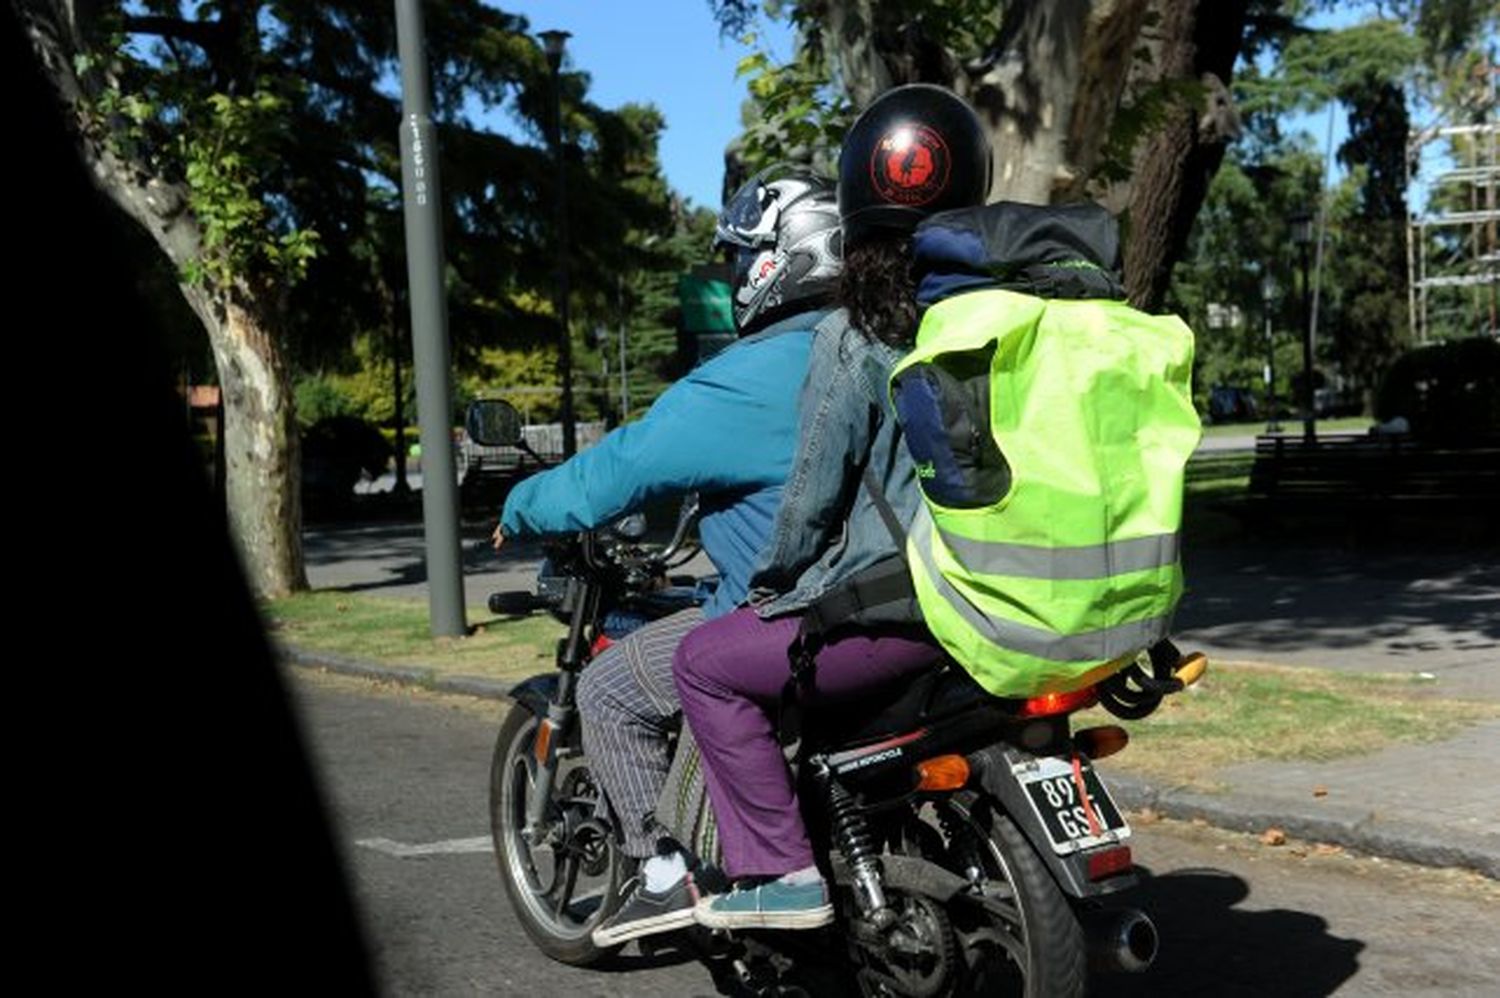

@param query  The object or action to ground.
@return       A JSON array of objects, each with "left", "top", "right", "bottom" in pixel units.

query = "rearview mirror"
[{"left": 465, "top": 398, "right": 523, "bottom": 447}]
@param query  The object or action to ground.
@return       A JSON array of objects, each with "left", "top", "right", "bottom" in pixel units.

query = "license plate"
[{"left": 1016, "top": 755, "right": 1130, "bottom": 855}]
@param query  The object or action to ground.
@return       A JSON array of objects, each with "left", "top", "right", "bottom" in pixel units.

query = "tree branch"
[{"left": 122, "top": 14, "right": 230, "bottom": 53}]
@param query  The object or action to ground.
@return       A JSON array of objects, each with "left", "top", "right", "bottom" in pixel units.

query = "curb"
[
  {"left": 282, "top": 644, "right": 1499, "bottom": 881},
  {"left": 281, "top": 645, "right": 514, "bottom": 702},
  {"left": 1107, "top": 774, "right": 1498, "bottom": 880}
]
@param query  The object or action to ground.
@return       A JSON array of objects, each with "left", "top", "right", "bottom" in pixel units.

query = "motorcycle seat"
[{"left": 802, "top": 661, "right": 1002, "bottom": 751}]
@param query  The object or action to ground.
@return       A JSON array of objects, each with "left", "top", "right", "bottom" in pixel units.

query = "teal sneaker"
[{"left": 695, "top": 877, "right": 834, "bottom": 930}]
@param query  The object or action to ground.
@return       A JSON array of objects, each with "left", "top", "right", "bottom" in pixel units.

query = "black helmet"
[
  {"left": 715, "top": 167, "right": 842, "bottom": 335},
  {"left": 838, "top": 84, "right": 992, "bottom": 246}
]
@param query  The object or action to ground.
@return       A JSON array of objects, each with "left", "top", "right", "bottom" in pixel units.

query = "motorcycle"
[{"left": 471, "top": 399, "right": 1207, "bottom": 996}]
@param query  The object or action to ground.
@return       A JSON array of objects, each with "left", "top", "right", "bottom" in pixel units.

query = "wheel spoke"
[{"left": 552, "top": 852, "right": 581, "bottom": 920}]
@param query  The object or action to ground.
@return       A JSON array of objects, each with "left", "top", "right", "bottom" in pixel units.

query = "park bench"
[{"left": 1245, "top": 431, "right": 1500, "bottom": 536}]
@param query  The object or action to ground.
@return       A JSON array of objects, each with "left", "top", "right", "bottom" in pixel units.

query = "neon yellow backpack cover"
[{"left": 891, "top": 203, "right": 1200, "bottom": 697}]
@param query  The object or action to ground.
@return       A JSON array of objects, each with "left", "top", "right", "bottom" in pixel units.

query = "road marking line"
[{"left": 357, "top": 835, "right": 494, "bottom": 857}]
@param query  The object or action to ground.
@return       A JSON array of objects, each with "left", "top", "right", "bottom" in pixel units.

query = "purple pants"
[{"left": 673, "top": 607, "right": 940, "bottom": 879}]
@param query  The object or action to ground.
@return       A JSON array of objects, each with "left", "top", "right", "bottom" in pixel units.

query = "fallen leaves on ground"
[{"left": 1260, "top": 827, "right": 1288, "bottom": 846}]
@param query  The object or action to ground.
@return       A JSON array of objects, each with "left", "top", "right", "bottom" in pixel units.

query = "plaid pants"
[{"left": 576, "top": 606, "right": 708, "bottom": 860}]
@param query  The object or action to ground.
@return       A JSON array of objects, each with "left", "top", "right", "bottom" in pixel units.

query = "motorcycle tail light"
[
  {"left": 1019, "top": 687, "right": 1098, "bottom": 718},
  {"left": 914, "top": 754, "right": 971, "bottom": 791},
  {"left": 1074, "top": 725, "right": 1129, "bottom": 760},
  {"left": 1087, "top": 845, "right": 1133, "bottom": 881}
]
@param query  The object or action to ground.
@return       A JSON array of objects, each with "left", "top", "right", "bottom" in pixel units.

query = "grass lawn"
[
  {"left": 264, "top": 590, "right": 564, "bottom": 686},
  {"left": 1200, "top": 416, "right": 1373, "bottom": 438},
  {"left": 1086, "top": 659, "right": 1498, "bottom": 789}
]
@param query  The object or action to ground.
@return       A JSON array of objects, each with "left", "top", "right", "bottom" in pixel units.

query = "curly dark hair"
[{"left": 839, "top": 236, "right": 917, "bottom": 349}]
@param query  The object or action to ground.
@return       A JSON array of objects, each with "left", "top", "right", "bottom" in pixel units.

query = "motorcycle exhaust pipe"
[{"left": 1082, "top": 908, "right": 1158, "bottom": 974}]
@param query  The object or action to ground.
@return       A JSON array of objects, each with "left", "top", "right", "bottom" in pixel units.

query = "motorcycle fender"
[
  {"left": 972, "top": 745, "right": 1137, "bottom": 899},
  {"left": 830, "top": 853, "right": 970, "bottom": 904},
  {"left": 506, "top": 674, "right": 559, "bottom": 719}
]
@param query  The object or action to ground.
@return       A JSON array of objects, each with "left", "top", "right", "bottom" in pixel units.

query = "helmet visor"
[{"left": 714, "top": 164, "right": 793, "bottom": 250}]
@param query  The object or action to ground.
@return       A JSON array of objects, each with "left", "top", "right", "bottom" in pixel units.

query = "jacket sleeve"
[
  {"left": 750, "top": 334, "right": 877, "bottom": 591},
  {"left": 500, "top": 350, "right": 771, "bottom": 537}
]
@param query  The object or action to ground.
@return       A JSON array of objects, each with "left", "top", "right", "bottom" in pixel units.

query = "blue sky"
[{"left": 496, "top": 0, "right": 794, "bottom": 209}]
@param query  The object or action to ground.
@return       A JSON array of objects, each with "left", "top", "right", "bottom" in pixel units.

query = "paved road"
[{"left": 292, "top": 671, "right": 1500, "bottom": 997}]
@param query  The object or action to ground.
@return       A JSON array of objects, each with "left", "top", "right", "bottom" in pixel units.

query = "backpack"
[{"left": 869, "top": 200, "right": 1199, "bottom": 698}]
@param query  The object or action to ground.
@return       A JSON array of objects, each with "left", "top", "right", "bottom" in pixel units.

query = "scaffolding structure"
[{"left": 1407, "top": 91, "right": 1500, "bottom": 344}]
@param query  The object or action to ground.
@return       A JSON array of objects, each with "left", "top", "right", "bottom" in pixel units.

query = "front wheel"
[{"left": 489, "top": 706, "right": 630, "bottom": 965}]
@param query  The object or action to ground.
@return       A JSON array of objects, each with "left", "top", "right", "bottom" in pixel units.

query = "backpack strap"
[
  {"left": 861, "top": 464, "right": 908, "bottom": 549},
  {"left": 779, "top": 469, "right": 918, "bottom": 747}
]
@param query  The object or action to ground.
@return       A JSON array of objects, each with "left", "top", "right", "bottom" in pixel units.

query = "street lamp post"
[
  {"left": 616, "top": 273, "right": 630, "bottom": 422},
  {"left": 1261, "top": 273, "right": 1281, "bottom": 433},
  {"left": 541, "top": 29, "right": 577, "bottom": 457},
  {"left": 1289, "top": 211, "right": 1316, "bottom": 443}
]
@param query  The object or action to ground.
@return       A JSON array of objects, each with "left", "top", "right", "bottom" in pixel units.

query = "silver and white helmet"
[{"left": 715, "top": 168, "right": 842, "bottom": 335}]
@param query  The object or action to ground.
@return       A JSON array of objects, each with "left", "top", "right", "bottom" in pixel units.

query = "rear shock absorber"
[{"left": 824, "top": 772, "right": 896, "bottom": 929}]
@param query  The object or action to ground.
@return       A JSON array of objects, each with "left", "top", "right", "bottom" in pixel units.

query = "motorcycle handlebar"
[{"left": 488, "top": 591, "right": 545, "bottom": 616}]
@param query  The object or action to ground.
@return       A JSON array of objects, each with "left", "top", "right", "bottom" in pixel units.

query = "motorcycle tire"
[
  {"left": 489, "top": 705, "right": 630, "bottom": 966},
  {"left": 943, "top": 791, "right": 1086, "bottom": 998}
]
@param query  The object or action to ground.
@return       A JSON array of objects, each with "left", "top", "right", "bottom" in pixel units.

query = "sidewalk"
[{"left": 295, "top": 522, "right": 1500, "bottom": 879}]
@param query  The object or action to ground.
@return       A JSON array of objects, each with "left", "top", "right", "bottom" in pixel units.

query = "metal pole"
[
  {"left": 1310, "top": 103, "right": 1335, "bottom": 359},
  {"left": 617, "top": 272, "right": 630, "bottom": 421},
  {"left": 1300, "top": 241, "right": 1316, "bottom": 443},
  {"left": 1420, "top": 220, "right": 1429, "bottom": 344},
  {"left": 394, "top": 0, "right": 466, "bottom": 638},
  {"left": 392, "top": 324, "right": 409, "bottom": 495},
  {"left": 1264, "top": 305, "right": 1280, "bottom": 433},
  {"left": 1405, "top": 135, "right": 1418, "bottom": 344},
  {"left": 544, "top": 37, "right": 578, "bottom": 457}
]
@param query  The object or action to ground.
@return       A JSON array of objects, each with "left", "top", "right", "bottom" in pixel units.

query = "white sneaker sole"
[
  {"left": 591, "top": 904, "right": 699, "bottom": 947},
  {"left": 694, "top": 897, "right": 835, "bottom": 931}
]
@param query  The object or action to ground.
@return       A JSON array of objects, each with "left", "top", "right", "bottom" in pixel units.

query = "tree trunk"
[
  {"left": 185, "top": 286, "right": 307, "bottom": 597},
  {"left": 1107, "top": 0, "right": 1249, "bottom": 311},
  {"left": 22, "top": 0, "right": 307, "bottom": 596}
]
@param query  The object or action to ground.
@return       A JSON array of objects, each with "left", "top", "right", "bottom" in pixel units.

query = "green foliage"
[
  {"left": 177, "top": 90, "right": 320, "bottom": 289},
  {"left": 732, "top": 29, "right": 851, "bottom": 176},
  {"left": 69, "top": 1, "right": 687, "bottom": 420},
  {"left": 1168, "top": 144, "right": 1327, "bottom": 411},
  {"left": 294, "top": 374, "right": 359, "bottom": 427}
]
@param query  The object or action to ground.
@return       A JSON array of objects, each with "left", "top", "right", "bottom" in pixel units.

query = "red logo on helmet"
[{"left": 870, "top": 125, "right": 951, "bottom": 206}]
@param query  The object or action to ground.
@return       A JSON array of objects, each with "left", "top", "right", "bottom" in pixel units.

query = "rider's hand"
[{"left": 491, "top": 523, "right": 506, "bottom": 551}]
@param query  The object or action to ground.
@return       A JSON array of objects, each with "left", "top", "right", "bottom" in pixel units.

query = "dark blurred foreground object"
[
  {"left": 8, "top": 3, "right": 373, "bottom": 988},
  {"left": 1375, "top": 337, "right": 1500, "bottom": 444}
]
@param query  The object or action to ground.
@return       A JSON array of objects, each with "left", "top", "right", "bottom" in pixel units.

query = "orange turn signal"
[
  {"left": 1074, "top": 725, "right": 1129, "bottom": 761},
  {"left": 533, "top": 718, "right": 555, "bottom": 764},
  {"left": 915, "top": 754, "right": 971, "bottom": 792},
  {"left": 1174, "top": 652, "right": 1208, "bottom": 687}
]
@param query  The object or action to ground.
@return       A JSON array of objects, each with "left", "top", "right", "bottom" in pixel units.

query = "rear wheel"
[
  {"left": 852, "top": 792, "right": 1085, "bottom": 998},
  {"left": 489, "top": 706, "right": 630, "bottom": 965},
  {"left": 937, "top": 792, "right": 1085, "bottom": 998}
]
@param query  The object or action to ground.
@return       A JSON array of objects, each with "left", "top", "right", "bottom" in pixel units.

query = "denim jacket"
[{"left": 748, "top": 308, "right": 921, "bottom": 617}]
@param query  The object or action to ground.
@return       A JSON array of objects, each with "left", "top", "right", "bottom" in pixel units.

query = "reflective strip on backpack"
[
  {"left": 910, "top": 509, "right": 1172, "bottom": 663},
  {"left": 936, "top": 526, "right": 1180, "bottom": 581}
]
